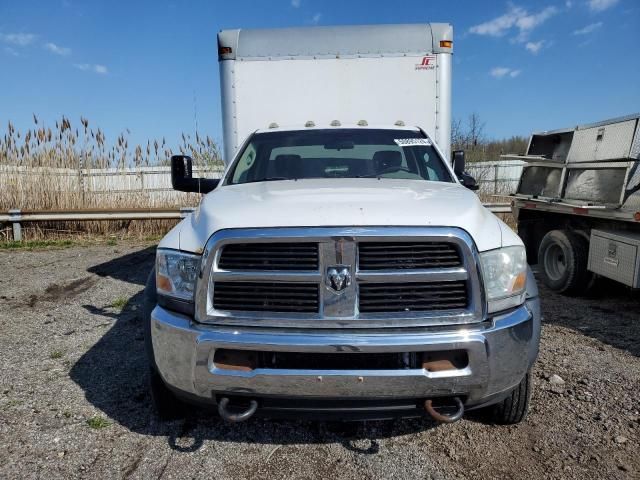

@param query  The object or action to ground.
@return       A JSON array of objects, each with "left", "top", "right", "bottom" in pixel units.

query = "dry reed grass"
[
  {"left": 1, "top": 116, "right": 517, "bottom": 241},
  {"left": 1, "top": 116, "right": 223, "bottom": 241}
]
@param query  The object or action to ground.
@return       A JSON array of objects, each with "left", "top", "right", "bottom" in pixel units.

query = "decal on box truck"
[{"left": 415, "top": 55, "right": 436, "bottom": 70}]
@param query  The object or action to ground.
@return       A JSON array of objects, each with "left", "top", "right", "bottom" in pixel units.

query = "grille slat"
[
  {"left": 359, "top": 281, "right": 468, "bottom": 313},
  {"left": 360, "top": 299, "right": 467, "bottom": 306},
  {"left": 219, "top": 243, "right": 319, "bottom": 271},
  {"left": 217, "top": 263, "right": 317, "bottom": 269},
  {"left": 358, "top": 283, "right": 465, "bottom": 291},
  {"left": 360, "top": 294, "right": 467, "bottom": 302},
  {"left": 358, "top": 247, "right": 457, "bottom": 253},
  {"left": 359, "top": 242, "right": 462, "bottom": 270},
  {"left": 225, "top": 250, "right": 314, "bottom": 259},
  {"left": 359, "top": 252, "right": 460, "bottom": 258},
  {"left": 215, "top": 297, "right": 318, "bottom": 304},
  {"left": 215, "top": 284, "right": 318, "bottom": 292},
  {"left": 215, "top": 291, "right": 317, "bottom": 298},
  {"left": 360, "top": 252, "right": 460, "bottom": 257},
  {"left": 213, "top": 281, "right": 319, "bottom": 313},
  {"left": 360, "top": 259, "right": 460, "bottom": 268}
]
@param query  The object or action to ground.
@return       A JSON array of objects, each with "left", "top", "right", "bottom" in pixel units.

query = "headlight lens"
[
  {"left": 156, "top": 249, "right": 200, "bottom": 301},
  {"left": 480, "top": 246, "right": 527, "bottom": 313}
]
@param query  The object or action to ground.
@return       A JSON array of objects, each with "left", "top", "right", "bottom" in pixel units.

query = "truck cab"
[{"left": 144, "top": 24, "right": 541, "bottom": 424}]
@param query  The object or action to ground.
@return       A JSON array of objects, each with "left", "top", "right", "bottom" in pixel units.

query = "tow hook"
[
  {"left": 217, "top": 397, "right": 258, "bottom": 423},
  {"left": 424, "top": 397, "right": 464, "bottom": 423}
]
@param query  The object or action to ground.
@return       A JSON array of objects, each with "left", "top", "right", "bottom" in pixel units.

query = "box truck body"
[{"left": 217, "top": 24, "right": 453, "bottom": 162}]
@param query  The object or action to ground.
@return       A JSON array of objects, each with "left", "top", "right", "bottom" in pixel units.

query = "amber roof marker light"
[{"left": 440, "top": 40, "right": 453, "bottom": 48}]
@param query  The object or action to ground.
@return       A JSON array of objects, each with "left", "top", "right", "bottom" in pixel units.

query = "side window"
[
  {"left": 231, "top": 144, "right": 257, "bottom": 183},
  {"left": 422, "top": 151, "right": 436, "bottom": 179},
  {"left": 421, "top": 148, "right": 450, "bottom": 181}
]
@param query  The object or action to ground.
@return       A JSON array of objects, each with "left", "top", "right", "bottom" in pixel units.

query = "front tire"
[
  {"left": 538, "top": 229, "right": 592, "bottom": 295},
  {"left": 487, "top": 371, "right": 532, "bottom": 425},
  {"left": 143, "top": 268, "right": 184, "bottom": 420}
]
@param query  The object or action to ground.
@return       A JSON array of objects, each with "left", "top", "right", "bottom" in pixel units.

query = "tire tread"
[
  {"left": 490, "top": 371, "right": 531, "bottom": 425},
  {"left": 143, "top": 267, "right": 184, "bottom": 420},
  {"left": 538, "top": 229, "right": 592, "bottom": 295}
]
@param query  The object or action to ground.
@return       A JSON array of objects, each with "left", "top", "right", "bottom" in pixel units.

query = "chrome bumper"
[{"left": 151, "top": 297, "right": 540, "bottom": 407}]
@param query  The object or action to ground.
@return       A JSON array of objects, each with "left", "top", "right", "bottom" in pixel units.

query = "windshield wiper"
[{"left": 244, "top": 176, "right": 295, "bottom": 184}]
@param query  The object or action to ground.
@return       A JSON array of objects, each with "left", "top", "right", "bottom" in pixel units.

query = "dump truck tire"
[{"left": 538, "top": 229, "right": 592, "bottom": 295}]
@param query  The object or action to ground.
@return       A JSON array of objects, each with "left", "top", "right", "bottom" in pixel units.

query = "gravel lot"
[{"left": 0, "top": 242, "right": 638, "bottom": 479}]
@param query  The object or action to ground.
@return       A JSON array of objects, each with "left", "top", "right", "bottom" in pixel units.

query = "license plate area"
[{"left": 213, "top": 349, "right": 469, "bottom": 372}]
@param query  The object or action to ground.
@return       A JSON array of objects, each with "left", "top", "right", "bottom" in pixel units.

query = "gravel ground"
[{"left": 0, "top": 242, "right": 638, "bottom": 480}]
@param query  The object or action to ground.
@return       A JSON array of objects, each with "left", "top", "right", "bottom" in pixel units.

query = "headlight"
[
  {"left": 480, "top": 246, "right": 527, "bottom": 314},
  {"left": 156, "top": 249, "right": 200, "bottom": 301}
]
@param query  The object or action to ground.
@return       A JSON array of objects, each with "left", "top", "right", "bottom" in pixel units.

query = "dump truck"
[
  {"left": 143, "top": 24, "right": 541, "bottom": 424},
  {"left": 509, "top": 113, "right": 640, "bottom": 294}
]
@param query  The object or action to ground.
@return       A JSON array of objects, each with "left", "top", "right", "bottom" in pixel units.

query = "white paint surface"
[
  {"left": 160, "top": 178, "right": 519, "bottom": 253},
  {"left": 224, "top": 55, "right": 442, "bottom": 161}
]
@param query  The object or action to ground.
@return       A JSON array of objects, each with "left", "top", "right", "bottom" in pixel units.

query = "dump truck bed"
[{"left": 510, "top": 113, "right": 640, "bottom": 221}]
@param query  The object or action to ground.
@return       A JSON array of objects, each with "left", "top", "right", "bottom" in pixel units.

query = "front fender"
[{"left": 525, "top": 266, "right": 541, "bottom": 368}]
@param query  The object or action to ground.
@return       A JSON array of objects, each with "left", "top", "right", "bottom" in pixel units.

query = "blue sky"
[{"left": 1, "top": 0, "right": 638, "bottom": 153}]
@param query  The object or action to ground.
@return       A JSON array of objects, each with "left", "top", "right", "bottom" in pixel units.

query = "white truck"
[{"left": 144, "top": 24, "right": 541, "bottom": 424}]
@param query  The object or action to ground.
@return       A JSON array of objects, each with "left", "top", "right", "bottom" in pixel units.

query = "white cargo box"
[
  {"left": 217, "top": 24, "right": 454, "bottom": 163},
  {"left": 588, "top": 229, "right": 640, "bottom": 287}
]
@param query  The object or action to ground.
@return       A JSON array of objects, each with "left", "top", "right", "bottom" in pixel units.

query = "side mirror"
[
  {"left": 458, "top": 172, "right": 479, "bottom": 191},
  {"left": 171, "top": 155, "right": 219, "bottom": 193},
  {"left": 451, "top": 150, "right": 479, "bottom": 191},
  {"left": 452, "top": 150, "right": 465, "bottom": 175}
]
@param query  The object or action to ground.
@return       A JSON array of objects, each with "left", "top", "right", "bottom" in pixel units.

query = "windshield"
[{"left": 226, "top": 129, "right": 454, "bottom": 185}]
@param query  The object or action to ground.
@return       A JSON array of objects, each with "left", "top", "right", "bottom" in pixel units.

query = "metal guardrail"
[
  {"left": 484, "top": 203, "right": 512, "bottom": 213},
  {"left": 0, "top": 204, "right": 511, "bottom": 241},
  {"left": 0, "top": 207, "right": 196, "bottom": 241}
]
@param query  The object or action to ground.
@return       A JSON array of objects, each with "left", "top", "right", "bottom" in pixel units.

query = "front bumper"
[{"left": 151, "top": 296, "right": 540, "bottom": 410}]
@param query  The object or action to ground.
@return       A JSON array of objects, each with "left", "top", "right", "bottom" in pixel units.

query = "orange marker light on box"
[{"left": 439, "top": 40, "right": 453, "bottom": 48}]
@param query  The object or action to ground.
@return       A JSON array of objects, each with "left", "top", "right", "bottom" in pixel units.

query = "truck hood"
[{"left": 169, "top": 178, "right": 513, "bottom": 253}]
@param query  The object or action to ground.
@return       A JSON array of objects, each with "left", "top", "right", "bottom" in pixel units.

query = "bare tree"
[
  {"left": 451, "top": 118, "right": 464, "bottom": 151},
  {"left": 466, "top": 113, "right": 485, "bottom": 149},
  {"left": 451, "top": 113, "right": 527, "bottom": 163}
]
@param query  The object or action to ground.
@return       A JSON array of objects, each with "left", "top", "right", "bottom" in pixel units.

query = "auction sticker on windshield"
[{"left": 394, "top": 138, "right": 432, "bottom": 146}]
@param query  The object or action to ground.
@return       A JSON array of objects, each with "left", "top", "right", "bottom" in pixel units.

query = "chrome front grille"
[
  {"left": 358, "top": 242, "right": 462, "bottom": 270},
  {"left": 359, "top": 281, "right": 468, "bottom": 313},
  {"left": 197, "top": 227, "right": 484, "bottom": 328}
]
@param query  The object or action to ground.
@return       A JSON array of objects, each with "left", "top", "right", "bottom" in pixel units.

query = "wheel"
[
  {"left": 487, "top": 371, "right": 532, "bottom": 425},
  {"left": 538, "top": 229, "right": 592, "bottom": 295},
  {"left": 148, "top": 367, "right": 183, "bottom": 420},
  {"left": 143, "top": 268, "right": 184, "bottom": 420}
]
